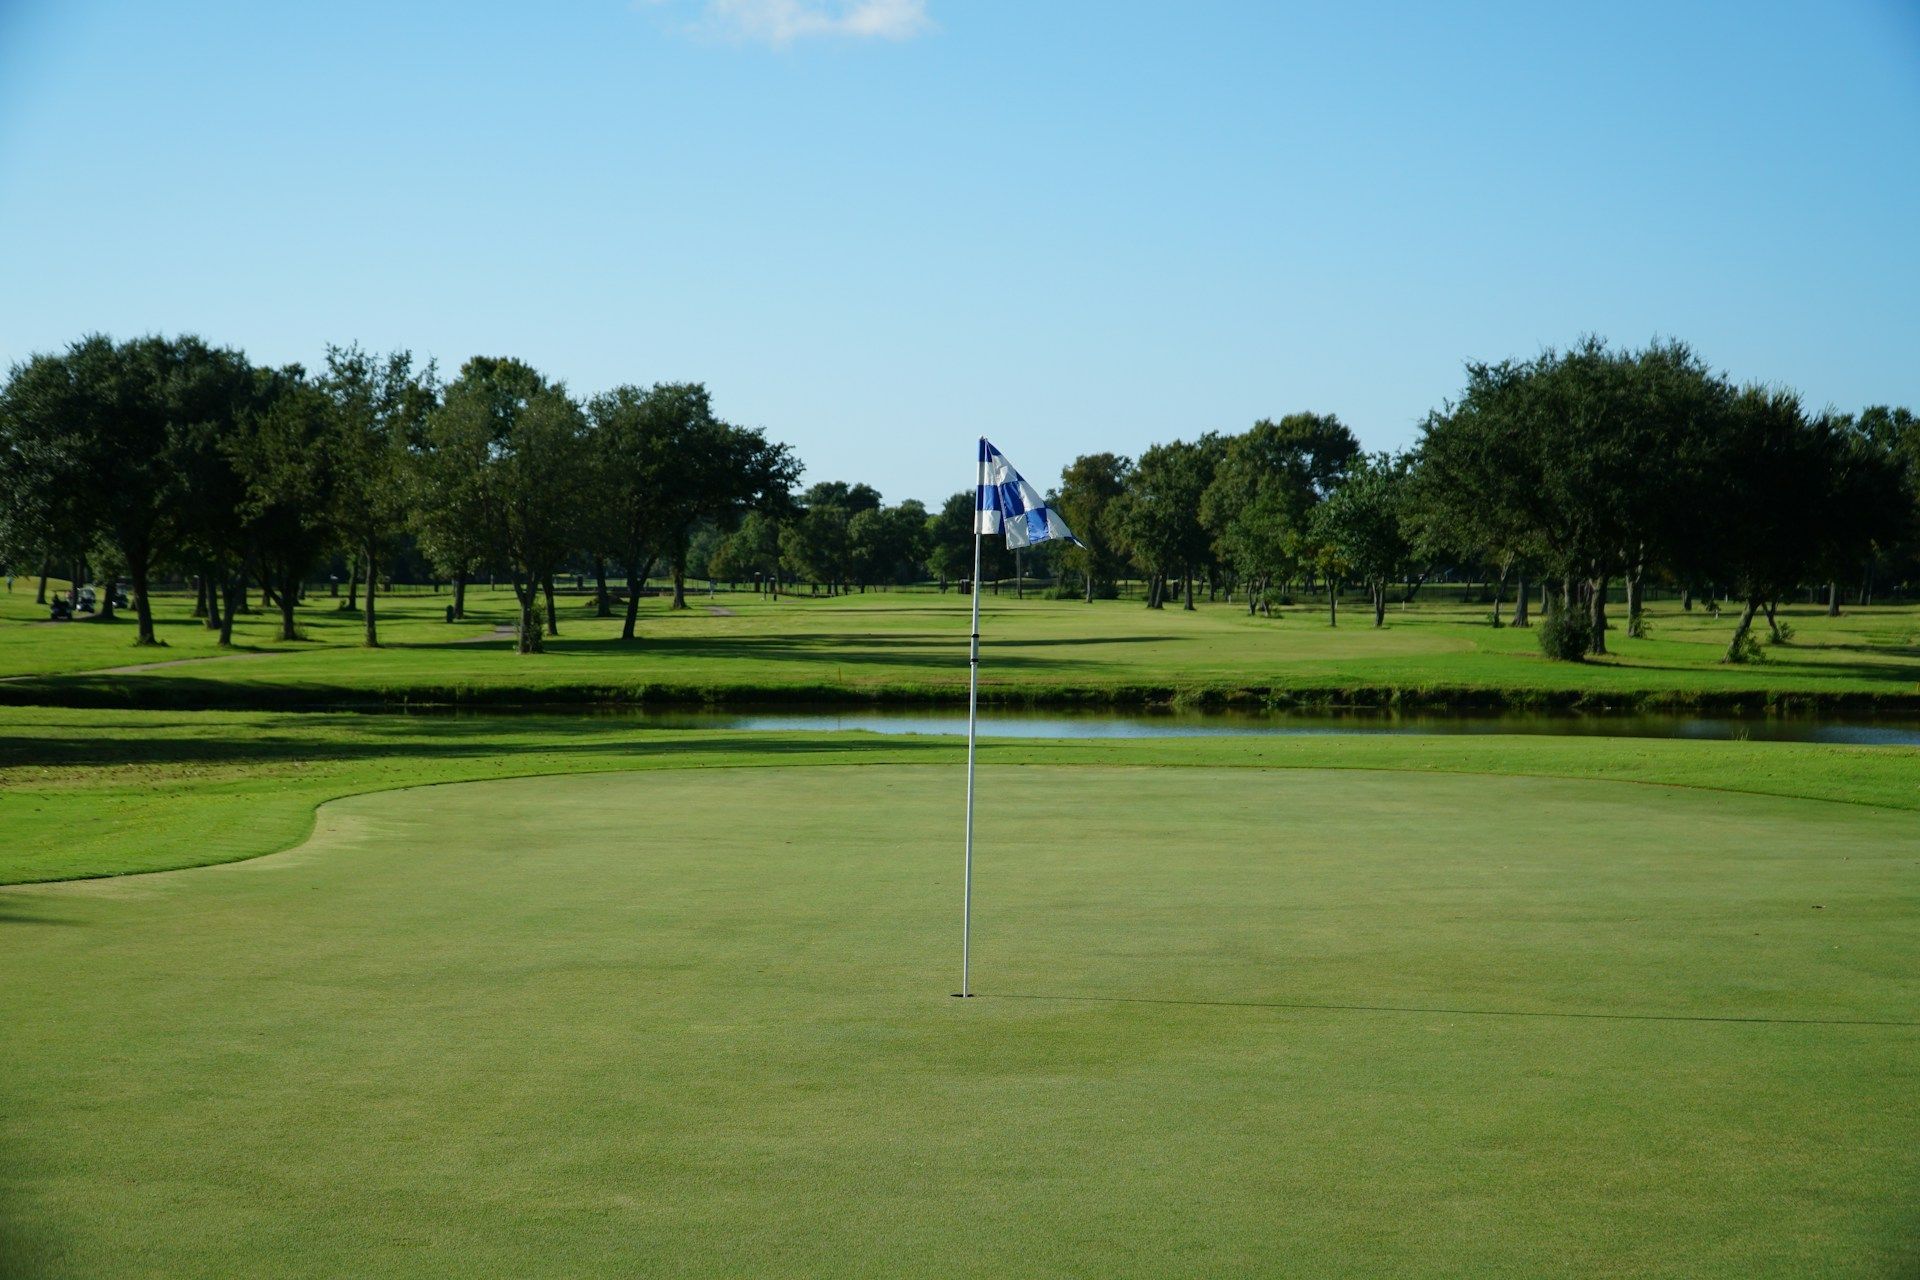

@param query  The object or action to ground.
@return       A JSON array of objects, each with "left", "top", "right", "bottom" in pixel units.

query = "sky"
[{"left": 1, "top": 0, "right": 1917, "bottom": 504}]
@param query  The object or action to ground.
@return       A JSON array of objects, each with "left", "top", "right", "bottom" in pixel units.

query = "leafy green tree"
[
  {"left": 1200, "top": 415, "right": 1357, "bottom": 612},
  {"left": 849, "top": 500, "right": 928, "bottom": 588},
  {"left": 1412, "top": 366, "right": 1550, "bottom": 628},
  {"left": 231, "top": 371, "right": 339, "bottom": 642},
  {"left": 421, "top": 358, "right": 583, "bottom": 652},
  {"left": 711, "top": 510, "right": 786, "bottom": 593},
  {"left": 1310, "top": 453, "right": 1415, "bottom": 626},
  {"left": 1697, "top": 389, "right": 1905, "bottom": 660},
  {"left": 589, "top": 384, "right": 795, "bottom": 620},
  {"left": 320, "top": 346, "right": 437, "bottom": 646},
  {"left": 0, "top": 334, "right": 257, "bottom": 644},
  {"left": 1054, "top": 453, "right": 1132, "bottom": 602},
  {"left": 1115, "top": 435, "right": 1221, "bottom": 609},
  {"left": 924, "top": 491, "right": 1009, "bottom": 590}
]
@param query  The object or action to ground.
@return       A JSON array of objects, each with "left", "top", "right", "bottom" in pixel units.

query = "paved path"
[
  {"left": 451, "top": 624, "right": 517, "bottom": 644},
  {"left": 83, "top": 651, "right": 289, "bottom": 675}
]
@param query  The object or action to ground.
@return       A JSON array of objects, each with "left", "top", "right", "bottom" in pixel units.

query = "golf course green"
[{"left": 2, "top": 758, "right": 1915, "bottom": 1277}]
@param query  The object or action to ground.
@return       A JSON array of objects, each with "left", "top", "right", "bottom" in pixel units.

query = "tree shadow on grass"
[{"left": 0, "top": 720, "right": 959, "bottom": 773}]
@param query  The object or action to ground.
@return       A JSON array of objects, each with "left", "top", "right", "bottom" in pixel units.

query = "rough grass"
[
  {"left": 4, "top": 584, "right": 1918, "bottom": 711},
  {"left": 2, "top": 762, "right": 1915, "bottom": 1277}
]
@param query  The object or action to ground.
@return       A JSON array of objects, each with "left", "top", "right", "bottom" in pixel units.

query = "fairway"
[{"left": 2, "top": 764, "right": 1914, "bottom": 1277}]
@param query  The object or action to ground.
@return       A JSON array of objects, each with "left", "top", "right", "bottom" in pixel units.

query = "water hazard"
[{"left": 561, "top": 707, "right": 1920, "bottom": 747}]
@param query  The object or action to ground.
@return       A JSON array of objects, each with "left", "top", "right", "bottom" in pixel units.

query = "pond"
[{"left": 548, "top": 707, "right": 1920, "bottom": 747}]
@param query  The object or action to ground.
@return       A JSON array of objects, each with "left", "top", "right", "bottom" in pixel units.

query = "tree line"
[
  {"left": 1035, "top": 338, "right": 1917, "bottom": 661},
  {"left": 3, "top": 332, "right": 1916, "bottom": 663}
]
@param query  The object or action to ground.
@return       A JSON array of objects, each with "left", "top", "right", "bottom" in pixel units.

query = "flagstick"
[{"left": 959, "top": 441, "right": 985, "bottom": 998}]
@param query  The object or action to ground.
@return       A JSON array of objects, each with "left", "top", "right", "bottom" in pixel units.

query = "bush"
[
  {"left": 1626, "top": 612, "right": 1651, "bottom": 639},
  {"left": 1768, "top": 621, "right": 1795, "bottom": 645},
  {"left": 1724, "top": 630, "right": 1765, "bottom": 664},
  {"left": 1537, "top": 608, "right": 1593, "bottom": 661}
]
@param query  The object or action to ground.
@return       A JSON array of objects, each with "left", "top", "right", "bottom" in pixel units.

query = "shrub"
[
  {"left": 1626, "top": 612, "right": 1651, "bottom": 639},
  {"left": 1537, "top": 608, "right": 1593, "bottom": 661},
  {"left": 1724, "top": 630, "right": 1765, "bottom": 664},
  {"left": 1768, "top": 621, "right": 1795, "bottom": 645}
]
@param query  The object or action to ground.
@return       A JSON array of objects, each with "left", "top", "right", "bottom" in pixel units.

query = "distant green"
[{"left": 2, "top": 757, "right": 1915, "bottom": 1277}]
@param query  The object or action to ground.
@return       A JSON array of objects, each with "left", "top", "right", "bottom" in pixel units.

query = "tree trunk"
[
  {"left": 218, "top": 570, "right": 240, "bottom": 647},
  {"left": 363, "top": 544, "right": 379, "bottom": 647},
  {"left": 452, "top": 573, "right": 467, "bottom": 621},
  {"left": 1588, "top": 577, "right": 1608, "bottom": 655},
  {"left": 206, "top": 569, "right": 225, "bottom": 634},
  {"left": 513, "top": 579, "right": 543, "bottom": 654},
  {"left": 1372, "top": 582, "right": 1386, "bottom": 627},
  {"left": 1327, "top": 579, "right": 1337, "bottom": 628},
  {"left": 1723, "top": 596, "right": 1760, "bottom": 662},
  {"left": 671, "top": 558, "right": 688, "bottom": 610},
  {"left": 346, "top": 554, "right": 359, "bottom": 611},
  {"left": 1826, "top": 581, "right": 1839, "bottom": 617},
  {"left": 1625, "top": 570, "right": 1643, "bottom": 631},
  {"left": 129, "top": 554, "right": 158, "bottom": 645},
  {"left": 620, "top": 557, "right": 654, "bottom": 641},
  {"left": 1085, "top": 564, "right": 1094, "bottom": 604},
  {"left": 543, "top": 574, "right": 559, "bottom": 636},
  {"left": 1183, "top": 568, "right": 1195, "bottom": 611},
  {"left": 1681, "top": 588, "right": 1692, "bottom": 612},
  {"left": 36, "top": 558, "right": 49, "bottom": 604},
  {"left": 594, "top": 558, "right": 612, "bottom": 618},
  {"left": 1763, "top": 599, "right": 1781, "bottom": 642},
  {"left": 193, "top": 575, "right": 208, "bottom": 619},
  {"left": 277, "top": 569, "right": 299, "bottom": 641}
]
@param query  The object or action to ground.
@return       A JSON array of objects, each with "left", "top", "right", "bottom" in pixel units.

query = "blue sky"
[{"left": 2, "top": 0, "right": 1916, "bottom": 503}]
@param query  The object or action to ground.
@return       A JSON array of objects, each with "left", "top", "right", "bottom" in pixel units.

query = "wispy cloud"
[{"left": 644, "top": 0, "right": 935, "bottom": 47}]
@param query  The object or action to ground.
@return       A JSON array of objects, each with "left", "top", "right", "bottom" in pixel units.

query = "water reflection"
[{"left": 568, "top": 707, "right": 1920, "bottom": 747}]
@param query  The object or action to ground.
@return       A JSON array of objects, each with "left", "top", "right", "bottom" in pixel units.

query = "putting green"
[{"left": 2, "top": 765, "right": 1915, "bottom": 1277}]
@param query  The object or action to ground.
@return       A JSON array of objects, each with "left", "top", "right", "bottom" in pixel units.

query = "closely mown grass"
[
  {"left": 4, "top": 583, "right": 1918, "bottom": 711},
  {"left": 2, "top": 756, "right": 1915, "bottom": 1276}
]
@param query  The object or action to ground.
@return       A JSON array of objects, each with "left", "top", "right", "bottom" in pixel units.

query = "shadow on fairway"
[
  {"left": 981, "top": 991, "right": 1920, "bottom": 1029},
  {"left": 0, "top": 905, "right": 85, "bottom": 928},
  {"left": 0, "top": 718, "right": 955, "bottom": 772}
]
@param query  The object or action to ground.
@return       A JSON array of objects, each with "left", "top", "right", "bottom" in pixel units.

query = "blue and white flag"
[{"left": 976, "top": 438, "right": 1080, "bottom": 549}]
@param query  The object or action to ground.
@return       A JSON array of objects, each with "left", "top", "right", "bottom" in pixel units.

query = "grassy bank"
[{"left": 4, "top": 584, "right": 1918, "bottom": 712}]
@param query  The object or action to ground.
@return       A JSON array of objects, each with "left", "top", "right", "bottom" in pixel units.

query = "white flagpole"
[{"left": 960, "top": 439, "right": 985, "bottom": 998}]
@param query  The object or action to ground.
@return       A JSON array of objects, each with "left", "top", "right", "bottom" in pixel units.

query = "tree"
[
  {"left": 1054, "top": 453, "right": 1132, "bottom": 602},
  {"left": 1310, "top": 453, "right": 1415, "bottom": 626},
  {"left": 1697, "top": 388, "right": 1904, "bottom": 661},
  {"left": 423, "top": 357, "right": 584, "bottom": 653},
  {"left": 0, "top": 334, "right": 254, "bottom": 645},
  {"left": 711, "top": 510, "right": 786, "bottom": 592},
  {"left": 849, "top": 500, "right": 928, "bottom": 589},
  {"left": 320, "top": 346, "right": 437, "bottom": 647},
  {"left": 586, "top": 383, "right": 795, "bottom": 634},
  {"left": 1413, "top": 366, "right": 1552, "bottom": 629},
  {"left": 925, "top": 491, "right": 1009, "bottom": 590},
  {"left": 231, "top": 371, "right": 338, "bottom": 642},
  {"left": 1200, "top": 415, "right": 1358, "bottom": 613},
  {"left": 1115, "top": 435, "right": 1221, "bottom": 609}
]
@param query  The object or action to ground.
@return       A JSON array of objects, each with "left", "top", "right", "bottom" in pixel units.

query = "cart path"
[{"left": 451, "top": 624, "right": 517, "bottom": 644}]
